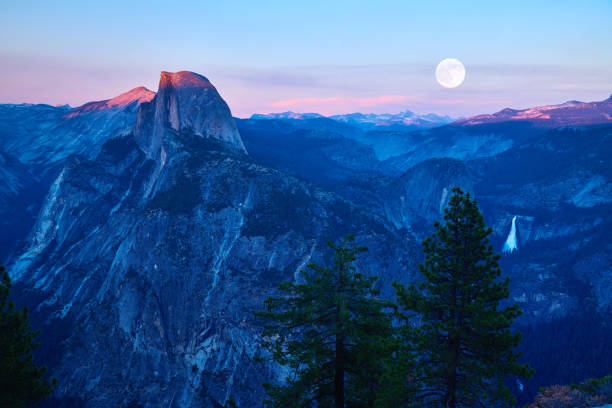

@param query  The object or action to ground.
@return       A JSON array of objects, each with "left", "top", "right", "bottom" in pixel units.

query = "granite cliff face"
[
  {"left": 135, "top": 71, "right": 246, "bottom": 160},
  {"left": 0, "top": 89, "right": 154, "bottom": 260},
  {"left": 380, "top": 158, "right": 475, "bottom": 232},
  {"left": 9, "top": 71, "right": 417, "bottom": 407}
]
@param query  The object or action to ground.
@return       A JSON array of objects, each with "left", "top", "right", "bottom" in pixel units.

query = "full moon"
[{"left": 435, "top": 58, "right": 466, "bottom": 88}]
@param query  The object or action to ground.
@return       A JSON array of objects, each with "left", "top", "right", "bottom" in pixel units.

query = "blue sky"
[{"left": 1, "top": 0, "right": 611, "bottom": 117}]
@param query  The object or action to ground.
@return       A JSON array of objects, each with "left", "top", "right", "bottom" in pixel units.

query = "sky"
[{"left": 1, "top": 0, "right": 611, "bottom": 118}]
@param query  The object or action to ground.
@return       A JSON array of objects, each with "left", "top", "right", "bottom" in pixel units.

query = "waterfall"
[{"left": 503, "top": 216, "right": 518, "bottom": 253}]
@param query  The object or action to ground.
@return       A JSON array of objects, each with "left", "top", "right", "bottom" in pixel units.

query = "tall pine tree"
[
  {"left": 0, "top": 263, "right": 56, "bottom": 407},
  {"left": 256, "top": 235, "right": 395, "bottom": 408},
  {"left": 394, "top": 188, "right": 532, "bottom": 408}
]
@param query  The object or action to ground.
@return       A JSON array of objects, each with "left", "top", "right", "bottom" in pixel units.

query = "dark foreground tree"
[
  {"left": 224, "top": 394, "right": 238, "bottom": 408},
  {"left": 0, "top": 264, "right": 56, "bottom": 407},
  {"left": 256, "top": 235, "right": 395, "bottom": 408},
  {"left": 394, "top": 188, "right": 533, "bottom": 408}
]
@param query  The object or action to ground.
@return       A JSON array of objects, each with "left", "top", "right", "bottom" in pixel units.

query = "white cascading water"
[{"left": 503, "top": 216, "right": 518, "bottom": 253}]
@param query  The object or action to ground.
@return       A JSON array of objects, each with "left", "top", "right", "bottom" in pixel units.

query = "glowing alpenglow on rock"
[
  {"left": 503, "top": 216, "right": 518, "bottom": 253},
  {"left": 63, "top": 86, "right": 155, "bottom": 118},
  {"left": 134, "top": 71, "right": 247, "bottom": 159},
  {"left": 454, "top": 95, "right": 612, "bottom": 128}
]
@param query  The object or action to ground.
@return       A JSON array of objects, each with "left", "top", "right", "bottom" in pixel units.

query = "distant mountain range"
[
  {"left": 251, "top": 109, "right": 455, "bottom": 130},
  {"left": 330, "top": 110, "right": 455, "bottom": 129},
  {"left": 1, "top": 74, "right": 611, "bottom": 407},
  {"left": 455, "top": 94, "right": 612, "bottom": 127},
  {"left": 252, "top": 94, "right": 612, "bottom": 131},
  {"left": 251, "top": 111, "right": 325, "bottom": 120}
]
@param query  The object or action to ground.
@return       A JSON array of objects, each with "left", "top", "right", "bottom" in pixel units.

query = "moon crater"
[{"left": 436, "top": 58, "right": 466, "bottom": 88}]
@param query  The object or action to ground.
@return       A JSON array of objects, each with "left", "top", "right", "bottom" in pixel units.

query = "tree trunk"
[
  {"left": 446, "top": 281, "right": 459, "bottom": 408},
  {"left": 335, "top": 259, "right": 346, "bottom": 408},
  {"left": 335, "top": 333, "right": 345, "bottom": 408},
  {"left": 446, "top": 366, "right": 457, "bottom": 408}
]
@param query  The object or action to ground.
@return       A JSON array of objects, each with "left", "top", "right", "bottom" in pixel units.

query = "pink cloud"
[
  {"left": 557, "top": 84, "right": 578, "bottom": 89},
  {"left": 430, "top": 99, "right": 513, "bottom": 106},
  {"left": 268, "top": 94, "right": 419, "bottom": 115},
  {"left": 271, "top": 95, "right": 408, "bottom": 108}
]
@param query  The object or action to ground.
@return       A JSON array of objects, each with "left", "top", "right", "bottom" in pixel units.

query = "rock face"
[
  {"left": 9, "top": 71, "right": 416, "bottom": 407},
  {"left": 135, "top": 71, "right": 246, "bottom": 159},
  {"left": 0, "top": 90, "right": 153, "bottom": 260},
  {"left": 381, "top": 158, "right": 475, "bottom": 232}
]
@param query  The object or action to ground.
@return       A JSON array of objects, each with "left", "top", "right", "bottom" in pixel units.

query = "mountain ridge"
[
  {"left": 250, "top": 109, "right": 455, "bottom": 130},
  {"left": 454, "top": 94, "right": 612, "bottom": 127},
  {"left": 63, "top": 86, "right": 155, "bottom": 118}
]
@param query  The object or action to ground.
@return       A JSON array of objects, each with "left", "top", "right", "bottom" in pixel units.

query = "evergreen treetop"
[
  {"left": 256, "top": 235, "right": 395, "bottom": 408},
  {"left": 394, "top": 187, "right": 533, "bottom": 408},
  {"left": 0, "top": 263, "right": 56, "bottom": 407}
]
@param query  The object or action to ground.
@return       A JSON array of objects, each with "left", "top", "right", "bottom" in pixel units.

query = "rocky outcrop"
[
  {"left": 135, "top": 71, "right": 246, "bottom": 160},
  {"left": 382, "top": 158, "right": 475, "bottom": 231}
]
